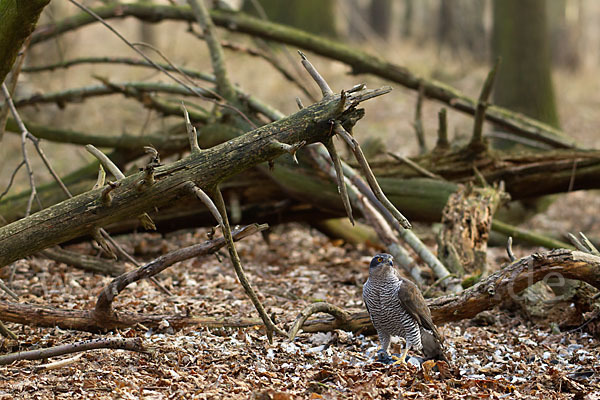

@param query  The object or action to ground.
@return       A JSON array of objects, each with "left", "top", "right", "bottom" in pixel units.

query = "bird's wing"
[
  {"left": 362, "top": 280, "right": 372, "bottom": 316},
  {"left": 396, "top": 279, "right": 444, "bottom": 343}
]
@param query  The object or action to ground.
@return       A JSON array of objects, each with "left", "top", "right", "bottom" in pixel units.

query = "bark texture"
[{"left": 0, "top": 89, "right": 372, "bottom": 267}]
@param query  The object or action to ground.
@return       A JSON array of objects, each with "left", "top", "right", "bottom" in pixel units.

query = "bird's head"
[{"left": 369, "top": 253, "right": 394, "bottom": 275}]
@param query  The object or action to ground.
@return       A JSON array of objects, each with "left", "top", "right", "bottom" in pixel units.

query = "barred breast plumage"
[{"left": 362, "top": 253, "right": 448, "bottom": 364}]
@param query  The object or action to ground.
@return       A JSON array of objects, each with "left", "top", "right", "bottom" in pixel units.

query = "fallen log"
[
  {"left": 3, "top": 149, "right": 600, "bottom": 235},
  {"left": 300, "top": 249, "right": 600, "bottom": 335},
  {"left": 0, "top": 85, "right": 384, "bottom": 267},
  {"left": 2, "top": 249, "right": 597, "bottom": 334},
  {"left": 0, "top": 223, "right": 267, "bottom": 332},
  {"left": 0, "top": 301, "right": 264, "bottom": 333}
]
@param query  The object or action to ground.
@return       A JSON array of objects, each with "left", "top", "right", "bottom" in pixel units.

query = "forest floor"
[
  {"left": 2, "top": 8, "right": 600, "bottom": 399},
  {"left": 1, "top": 217, "right": 600, "bottom": 399}
]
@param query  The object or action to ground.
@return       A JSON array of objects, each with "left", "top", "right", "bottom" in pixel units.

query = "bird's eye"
[{"left": 377, "top": 257, "right": 382, "bottom": 262}]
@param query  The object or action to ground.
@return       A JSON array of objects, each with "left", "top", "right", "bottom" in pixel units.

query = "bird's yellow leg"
[{"left": 391, "top": 346, "right": 410, "bottom": 365}]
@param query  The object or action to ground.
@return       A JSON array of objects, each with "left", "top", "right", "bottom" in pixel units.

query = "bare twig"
[
  {"left": 186, "top": 0, "right": 236, "bottom": 102},
  {"left": 471, "top": 58, "right": 500, "bottom": 147},
  {"left": 26, "top": 134, "right": 71, "bottom": 197},
  {"left": 0, "top": 160, "right": 25, "bottom": 202},
  {"left": 0, "top": 36, "right": 31, "bottom": 143},
  {"left": 568, "top": 232, "right": 600, "bottom": 256},
  {"left": 0, "top": 321, "right": 17, "bottom": 340},
  {"left": 323, "top": 138, "right": 354, "bottom": 225},
  {"left": 185, "top": 182, "right": 223, "bottom": 228},
  {"left": 1, "top": 83, "right": 41, "bottom": 216},
  {"left": 85, "top": 144, "right": 126, "bottom": 179},
  {"left": 388, "top": 152, "right": 442, "bottom": 180},
  {"left": 413, "top": 83, "right": 427, "bottom": 154},
  {"left": 0, "top": 278, "right": 19, "bottom": 300},
  {"left": 0, "top": 337, "right": 147, "bottom": 366},
  {"left": 93, "top": 165, "right": 106, "bottom": 190},
  {"left": 506, "top": 236, "right": 516, "bottom": 262},
  {"left": 92, "top": 228, "right": 116, "bottom": 259},
  {"left": 211, "top": 187, "right": 285, "bottom": 342},
  {"left": 36, "top": 353, "right": 83, "bottom": 371},
  {"left": 288, "top": 302, "right": 350, "bottom": 341},
  {"left": 15, "top": 81, "right": 216, "bottom": 108},
  {"left": 181, "top": 102, "right": 201, "bottom": 154},
  {"left": 335, "top": 124, "right": 411, "bottom": 229},
  {"left": 422, "top": 274, "right": 457, "bottom": 297},
  {"left": 23, "top": 56, "right": 215, "bottom": 83},
  {"left": 579, "top": 232, "right": 600, "bottom": 256},
  {"left": 435, "top": 108, "right": 449, "bottom": 151},
  {"left": 298, "top": 51, "right": 333, "bottom": 97}
]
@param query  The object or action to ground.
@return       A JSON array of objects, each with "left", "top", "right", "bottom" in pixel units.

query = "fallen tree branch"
[
  {"left": 41, "top": 247, "right": 125, "bottom": 276},
  {"left": 0, "top": 224, "right": 266, "bottom": 332},
  {"left": 0, "top": 300, "right": 264, "bottom": 333},
  {"left": 4, "top": 249, "right": 597, "bottom": 335},
  {"left": 288, "top": 302, "right": 350, "bottom": 341},
  {"left": 29, "top": 3, "right": 576, "bottom": 149},
  {"left": 14, "top": 81, "right": 216, "bottom": 111},
  {"left": 187, "top": 0, "right": 236, "bottom": 103},
  {"left": 0, "top": 85, "right": 384, "bottom": 267},
  {"left": 212, "top": 189, "right": 284, "bottom": 342},
  {"left": 94, "top": 223, "right": 266, "bottom": 319},
  {"left": 0, "top": 337, "right": 147, "bottom": 366},
  {"left": 298, "top": 249, "right": 600, "bottom": 334},
  {"left": 4, "top": 117, "right": 188, "bottom": 152},
  {"left": 492, "top": 219, "right": 574, "bottom": 250}
]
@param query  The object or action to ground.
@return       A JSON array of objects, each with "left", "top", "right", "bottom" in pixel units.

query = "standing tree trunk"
[
  {"left": 369, "top": 0, "right": 392, "bottom": 39},
  {"left": 401, "top": 0, "right": 413, "bottom": 38},
  {"left": 492, "top": 0, "right": 560, "bottom": 128},
  {"left": 242, "top": 0, "right": 337, "bottom": 37},
  {"left": 547, "top": 0, "right": 581, "bottom": 71}
]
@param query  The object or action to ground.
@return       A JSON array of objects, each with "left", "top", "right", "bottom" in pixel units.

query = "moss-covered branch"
[{"left": 0, "top": 86, "right": 383, "bottom": 267}]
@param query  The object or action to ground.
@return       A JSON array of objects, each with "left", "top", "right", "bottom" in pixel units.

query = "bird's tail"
[{"left": 420, "top": 328, "right": 449, "bottom": 364}]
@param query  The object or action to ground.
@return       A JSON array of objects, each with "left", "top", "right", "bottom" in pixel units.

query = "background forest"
[{"left": 1, "top": 0, "right": 600, "bottom": 398}]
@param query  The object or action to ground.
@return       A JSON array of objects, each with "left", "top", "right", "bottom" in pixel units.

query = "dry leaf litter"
[{"left": 0, "top": 221, "right": 599, "bottom": 399}]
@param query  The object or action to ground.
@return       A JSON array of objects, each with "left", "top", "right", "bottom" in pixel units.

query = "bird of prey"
[{"left": 363, "top": 253, "right": 448, "bottom": 364}]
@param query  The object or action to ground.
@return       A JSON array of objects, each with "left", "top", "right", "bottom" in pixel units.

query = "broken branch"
[{"left": 0, "top": 337, "right": 147, "bottom": 366}]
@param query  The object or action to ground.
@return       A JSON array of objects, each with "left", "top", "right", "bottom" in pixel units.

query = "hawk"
[{"left": 362, "top": 253, "right": 448, "bottom": 364}]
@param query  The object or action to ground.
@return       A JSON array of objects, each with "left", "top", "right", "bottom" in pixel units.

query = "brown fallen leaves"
[{"left": 0, "top": 223, "right": 599, "bottom": 399}]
